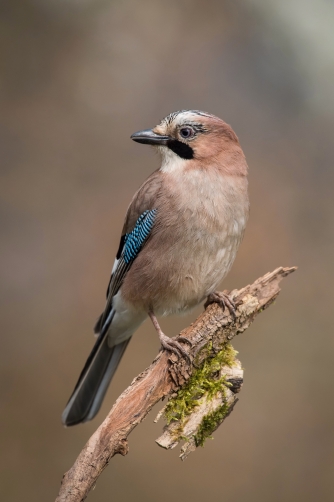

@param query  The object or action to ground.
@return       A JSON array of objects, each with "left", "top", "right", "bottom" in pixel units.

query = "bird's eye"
[{"left": 179, "top": 127, "right": 194, "bottom": 139}]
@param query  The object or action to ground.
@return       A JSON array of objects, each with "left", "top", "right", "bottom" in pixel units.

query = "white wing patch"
[{"left": 111, "top": 257, "right": 119, "bottom": 275}]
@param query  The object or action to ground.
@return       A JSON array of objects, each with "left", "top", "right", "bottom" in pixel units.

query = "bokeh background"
[{"left": 1, "top": 0, "right": 334, "bottom": 500}]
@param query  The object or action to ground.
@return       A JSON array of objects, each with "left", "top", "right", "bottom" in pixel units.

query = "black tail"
[{"left": 62, "top": 329, "right": 130, "bottom": 426}]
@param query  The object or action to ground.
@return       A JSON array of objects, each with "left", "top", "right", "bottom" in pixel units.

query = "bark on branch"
[{"left": 56, "top": 266, "right": 296, "bottom": 502}]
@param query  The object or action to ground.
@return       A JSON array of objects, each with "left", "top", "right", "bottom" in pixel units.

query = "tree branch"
[{"left": 56, "top": 266, "right": 296, "bottom": 502}]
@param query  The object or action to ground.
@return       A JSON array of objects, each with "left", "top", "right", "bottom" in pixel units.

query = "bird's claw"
[
  {"left": 159, "top": 333, "right": 192, "bottom": 364},
  {"left": 177, "top": 335, "right": 193, "bottom": 347},
  {"left": 205, "top": 291, "right": 237, "bottom": 319}
]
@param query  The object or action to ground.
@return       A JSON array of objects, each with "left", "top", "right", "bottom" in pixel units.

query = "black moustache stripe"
[{"left": 167, "top": 139, "right": 194, "bottom": 160}]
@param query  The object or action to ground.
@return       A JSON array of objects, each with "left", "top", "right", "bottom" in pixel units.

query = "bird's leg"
[
  {"left": 148, "top": 311, "right": 192, "bottom": 362},
  {"left": 204, "top": 290, "right": 236, "bottom": 319}
]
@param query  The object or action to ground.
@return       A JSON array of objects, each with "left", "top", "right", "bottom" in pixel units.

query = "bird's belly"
[
  {"left": 122, "top": 225, "right": 241, "bottom": 316},
  {"left": 154, "top": 237, "right": 238, "bottom": 315}
]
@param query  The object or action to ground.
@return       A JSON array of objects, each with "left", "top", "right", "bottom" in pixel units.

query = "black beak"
[{"left": 131, "top": 129, "right": 170, "bottom": 146}]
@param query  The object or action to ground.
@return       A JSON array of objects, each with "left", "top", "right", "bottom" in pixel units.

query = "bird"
[{"left": 62, "top": 110, "right": 249, "bottom": 426}]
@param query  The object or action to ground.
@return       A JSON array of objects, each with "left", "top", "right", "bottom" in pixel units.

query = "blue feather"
[{"left": 123, "top": 209, "right": 157, "bottom": 264}]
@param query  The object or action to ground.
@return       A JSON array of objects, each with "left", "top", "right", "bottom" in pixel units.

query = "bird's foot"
[
  {"left": 177, "top": 336, "right": 193, "bottom": 347},
  {"left": 148, "top": 310, "right": 192, "bottom": 363},
  {"left": 159, "top": 332, "right": 192, "bottom": 363},
  {"left": 205, "top": 291, "right": 236, "bottom": 319}
]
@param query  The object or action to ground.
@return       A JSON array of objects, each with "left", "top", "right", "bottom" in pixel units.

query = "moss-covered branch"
[
  {"left": 156, "top": 344, "right": 243, "bottom": 458},
  {"left": 56, "top": 266, "right": 296, "bottom": 502}
]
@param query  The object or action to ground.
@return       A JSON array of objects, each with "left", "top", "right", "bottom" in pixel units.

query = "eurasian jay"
[{"left": 62, "top": 110, "right": 249, "bottom": 426}]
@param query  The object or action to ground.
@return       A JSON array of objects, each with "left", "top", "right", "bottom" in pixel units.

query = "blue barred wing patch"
[{"left": 123, "top": 209, "right": 157, "bottom": 264}]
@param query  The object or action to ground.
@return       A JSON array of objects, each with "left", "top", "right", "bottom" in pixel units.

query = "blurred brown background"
[{"left": 1, "top": 0, "right": 333, "bottom": 500}]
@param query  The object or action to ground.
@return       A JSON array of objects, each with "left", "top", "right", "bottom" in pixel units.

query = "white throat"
[{"left": 158, "top": 146, "right": 188, "bottom": 173}]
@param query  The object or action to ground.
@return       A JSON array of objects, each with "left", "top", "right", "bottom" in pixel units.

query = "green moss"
[
  {"left": 194, "top": 402, "right": 230, "bottom": 447},
  {"left": 164, "top": 343, "right": 237, "bottom": 426}
]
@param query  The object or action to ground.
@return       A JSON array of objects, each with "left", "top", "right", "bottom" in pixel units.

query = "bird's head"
[{"left": 131, "top": 110, "right": 247, "bottom": 176}]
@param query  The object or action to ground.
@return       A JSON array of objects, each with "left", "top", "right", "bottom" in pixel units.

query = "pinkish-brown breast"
[{"left": 121, "top": 165, "right": 249, "bottom": 315}]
